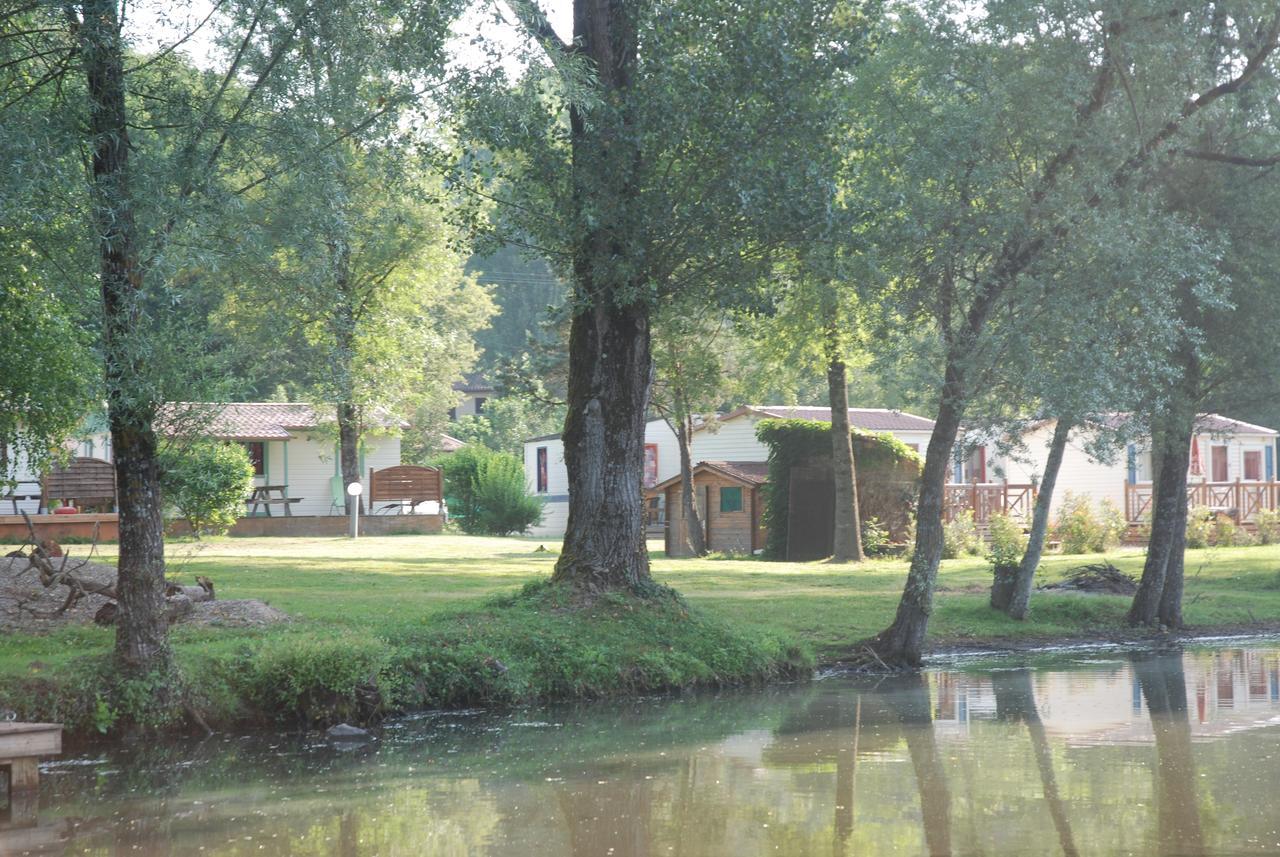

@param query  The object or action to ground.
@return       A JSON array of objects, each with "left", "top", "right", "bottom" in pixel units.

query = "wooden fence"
[
  {"left": 942, "top": 483, "right": 1037, "bottom": 524},
  {"left": 1124, "top": 480, "right": 1280, "bottom": 524}
]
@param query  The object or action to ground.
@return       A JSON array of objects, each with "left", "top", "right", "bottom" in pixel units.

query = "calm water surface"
[{"left": 8, "top": 641, "right": 1280, "bottom": 856}]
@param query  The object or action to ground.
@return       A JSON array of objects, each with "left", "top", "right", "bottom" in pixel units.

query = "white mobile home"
[
  {"left": 522, "top": 405, "right": 936, "bottom": 538},
  {"left": 975, "top": 414, "right": 1279, "bottom": 524}
]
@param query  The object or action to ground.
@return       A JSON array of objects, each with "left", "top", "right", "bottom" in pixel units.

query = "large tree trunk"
[
  {"left": 337, "top": 402, "right": 363, "bottom": 515},
  {"left": 867, "top": 360, "right": 965, "bottom": 666},
  {"left": 552, "top": 0, "right": 652, "bottom": 593},
  {"left": 1157, "top": 478, "right": 1190, "bottom": 629},
  {"left": 80, "top": 0, "right": 173, "bottom": 679},
  {"left": 998, "top": 419, "right": 1072, "bottom": 619},
  {"left": 828, "top": 347, "right": 863, "bottom": 563},
  {"left": 675, "top": 413, "right": 706, "bottom": 556},
  {"left": 1128, "top": 418, "right": 1193, "bottom": 627}
]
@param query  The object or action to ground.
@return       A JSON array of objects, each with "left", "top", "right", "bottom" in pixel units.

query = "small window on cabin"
[
  {"left": 475, "top": 397, "right": 487, "bottom": 415},
  {"left": 244, "top": 442, "right": 266, "bottom": 476},
  {"left": 448, "top": 407, "right": 457, "bottom": 421},
  {"left": 81, "top": 440, "right": 93, "bottom": 457},
  {"left": 720, "top": 486, "right": 743, "bottom": 513},
  {"left": 536, "top": 447, "right": 548, "bottom": 493}
]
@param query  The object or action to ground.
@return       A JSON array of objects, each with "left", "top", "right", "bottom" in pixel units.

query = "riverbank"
[{"left": 5, "top": 535, "right": 1280, "bottom": 737}]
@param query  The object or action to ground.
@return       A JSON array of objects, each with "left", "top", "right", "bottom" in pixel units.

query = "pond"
[{"left": 10, "top": 640, "right": 1280, "bottom": 855}]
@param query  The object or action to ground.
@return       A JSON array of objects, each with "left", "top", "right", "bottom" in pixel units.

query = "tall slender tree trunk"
[
  {"left": 337, "top": 402, "right": 362, "bottom": 515},
  {"left": 992, "top": 669, "right": 1079, "bottom": 857},
  {"left": 998, "top": 419, "right": 1072, "bottom": 619},
  {"left": 827, "top": 341, "right": 863, "bottom": 563},
  {"left": 675, "top": 413, "right": 706, "bottom": 556},
  {"left": 1157, "top": 479, "right": 1190, "bottom": 629},
  {"left": 868, "top": 360, "right": 965, "bottom": 666},
  {"left": 552, "top": 0, "right": 652, "bottom": 593},
  {"left": 80, "top": 0, "right": 173, "bottom": 679},
  {"left": 1128, "top": 418, "right": 1193, "bottom": 627}
]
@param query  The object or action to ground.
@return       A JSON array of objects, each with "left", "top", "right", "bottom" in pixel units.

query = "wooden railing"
[
  {"left": 1124, "top": 480, "right": 1280, "bottom": 524},
  {"left": 943, "top": 483, "right": 1037, "bottom": 524}
]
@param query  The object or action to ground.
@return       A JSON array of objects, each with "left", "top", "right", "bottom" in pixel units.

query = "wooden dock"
[{"left": 0, "top": 722, "right": 61, "bottom": 793}]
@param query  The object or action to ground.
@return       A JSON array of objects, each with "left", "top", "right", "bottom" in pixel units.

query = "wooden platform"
[{"left": 1, "top": 723, "right": 61, "bottom": 790}]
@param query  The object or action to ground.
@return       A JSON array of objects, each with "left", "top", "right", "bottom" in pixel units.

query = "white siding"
[
  {"left": 273, "top": 431, "right": 401, "bottom": 517},
  {"left": 992, "top": 423, "right": 1127, "bottom": 517},
  {"left": 522, "top": 419, "right": 678, "bottom": 537},
  {"left": 691, "top": 417, "right": 770, "bottom": 462}
]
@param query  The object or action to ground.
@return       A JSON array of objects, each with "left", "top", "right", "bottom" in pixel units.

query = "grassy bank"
[{"left": 4, "top": 534, "right": 1280, "bottom": 735}]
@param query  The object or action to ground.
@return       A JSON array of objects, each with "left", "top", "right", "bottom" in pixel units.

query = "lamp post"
[{"left": 347, "top": 481, "right": 363, "bottom": 539}]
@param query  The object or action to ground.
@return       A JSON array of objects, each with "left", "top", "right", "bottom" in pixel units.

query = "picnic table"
[{"left": 245, "top": 484, "right": 301, "bottom": 517}]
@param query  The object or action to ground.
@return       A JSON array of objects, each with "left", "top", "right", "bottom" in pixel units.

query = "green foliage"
[
  {"left": 756, "top": 419, "right": 922, "bottom": 559},
  {"left": 448, "top": 397, "right": 564, "bottom": 458},
  {"left": 986, "top": 513, "right": 1028, "bottom": 569},
  {"left": 159, "top": 441, "right": 254, "bottom": 537},
  {"left": 1053, "top": 493, "right": 1127, "bottom": 555},
  {"left": 471, "top": 454, "right": 543, "bottom": 537},
  {"left": 942, "top": 510, "right": 982, "bottom": 560},
  {"left": 433, "top": 445, "right": 491, "bottom": 528},
  {"left": 246, "top": 632, "right": 393, "bottom": 726},
  {"left": 1256, "top": 509, "right": 1280, "bottom": 545},
  {"left": 1186, "top": 507, "right": 1214, "bottom": 550},
  {"left": 861, "top": 517, "right": 891, "bottom": 557}
]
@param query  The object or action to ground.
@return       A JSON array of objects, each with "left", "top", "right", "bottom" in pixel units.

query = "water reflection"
[{"left": 13, "top": 642, "right": 1280, "bottom": 856}]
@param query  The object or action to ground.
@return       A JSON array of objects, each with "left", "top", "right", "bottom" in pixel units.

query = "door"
[
  {"left": 786, "top": 466, "right": 835, "bottom": 561},
  {"left": 1211, "top": 446, "right": 1229, "bottom": 482}
]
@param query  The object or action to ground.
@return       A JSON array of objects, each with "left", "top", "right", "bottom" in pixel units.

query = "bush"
[
  {"left": 471, "top": 454, "right": 543, "bottom": 536},
  {"left": 861, "top": 517, "right": 891, "bottom": 557},
  {"left": 159, "top": 440, "right": 254, "bottom": 537},
  {"left": 432, "top": 445, "right": 491, "bottom": 527},
  {"left": 942, "top": 510, "right": 981, "bottom": 559},
  {"left": 1257, "top": 509, "right": 1280, "bottom": 545},
  {"left": 1052, "top": 492, "right": 1122, "bottom": 554},
  {"left": 986, "top": 513, "right": 1028, "bottom": 569},
  {"left": 1185, "top": 506, "right": 1214, "bottom": 549}
]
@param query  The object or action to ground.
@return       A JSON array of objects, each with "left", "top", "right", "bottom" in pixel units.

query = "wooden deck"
[
  {"left": 1, "top": 722, "right": 62, "bottom": 845},
  {"left": 943, "top": 483, "right": 1037, "bottom": 524},
  {"left": 1124, "top": 480, "right": 1280, "bottom": 524}
]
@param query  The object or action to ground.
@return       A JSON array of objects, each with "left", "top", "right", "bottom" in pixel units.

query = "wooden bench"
[
  {"left": 42, "top": 457, "right": 116, "bottom": 512},
  {"left": 369, "top": 465, "right": 442, "bottom": 514}
]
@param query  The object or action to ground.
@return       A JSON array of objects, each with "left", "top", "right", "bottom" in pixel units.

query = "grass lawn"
[
  {"left": 5, "top": 533, "right": 1280, "bottom": 679},
  {"left": 6, "top": 533, "right": 1280, "bottom": 735}
]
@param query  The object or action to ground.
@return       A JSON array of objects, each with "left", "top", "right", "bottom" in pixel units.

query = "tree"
[
  {"left": 463, "top": 0, "right": 855, "bottom": 592},
  {"left": 851, "top": 2, "right": 1279, "bottom": 666},
  {"left": 223, "top": 0, "right": 485, "bottom": 515},
  {"left": 158, "top": 440, "right": 255, "bottom": 537}
]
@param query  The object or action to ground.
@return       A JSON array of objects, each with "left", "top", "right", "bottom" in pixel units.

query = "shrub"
[
  {"left": 861, "top": 517, "right": 891, "bottom": 557},
  {"left": 1257, "top": 509, "right": 1280, "bottom": 545},
  {"left": 159, "top": 440, "right": 254, "bottom": 537},
  {"left": 432, "top": 445, "right": 492, "bottom": 527},
  {"left": 1052, "top": 492, "right": 1118, "bottom": 554},
  {"left": 472, "top": 453, "right": 543, "bottom": 536},
  {"left": 1185, "top": 506, "right": 1214, "bottom": 549},
  {"left": 942, "top": 510, "right": 981, "bottom": 559},
  {"left": 986, "top": 513, "right": 1028, "bottom": 569}
]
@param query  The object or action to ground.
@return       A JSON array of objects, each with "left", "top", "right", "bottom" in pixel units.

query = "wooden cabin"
[{"left": 649, "top": 461, "right": 768, "bottom": 558}]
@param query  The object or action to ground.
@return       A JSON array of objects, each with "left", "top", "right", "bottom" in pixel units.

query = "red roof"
[
  {"left": 708, "top": 405, "right": 936, "bottom": 433},
  {"left": 161, "top": 403, "right": 405, "bottom": 440},
  {"left": 649, "top": 460, "right": 770, "bottom": 492}
]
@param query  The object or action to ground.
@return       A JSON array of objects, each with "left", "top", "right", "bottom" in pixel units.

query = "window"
[
  {"left": 1212, "top": 445, "right": 1229, "bottom": 482},
  {"left": 448, "top": 407, "right": 457, "bottom": 421},
  {"left": 1189, "top": 440, "right": 1203, "bottom": 476},
  {"left": 720, "top": 486, "right": 743, "bottom": 513},
  {"left": 536, "top": 447, "right": 548, "bottom": 493},
  {"left": 474, "top": 397, "right": 487, "bottom": 415},
  {"left": 643, "top": 444, "right": 659, "bottom": 488},
  {"left": 244, "top": 442, "right": 266, "bottom": 476},
  {"left": 964, "top": 447, "right": 986, "bottom": 483},
  {"left": 1245, "top": 450, "right": 1262, "bottom": 481},
  {"left": 81, "top": 440, "right": 94, "bottom": 457}
]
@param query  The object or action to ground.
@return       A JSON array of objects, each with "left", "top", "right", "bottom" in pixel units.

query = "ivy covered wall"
[{"left": 756, "top": 419, "right": 923, "bottom": 560}]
